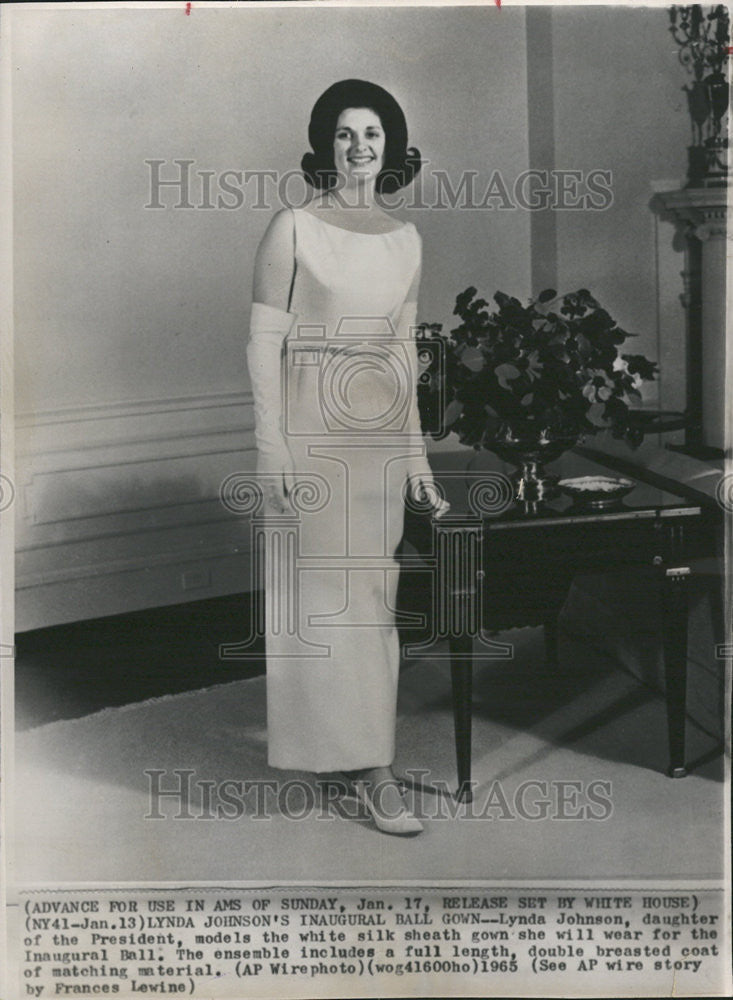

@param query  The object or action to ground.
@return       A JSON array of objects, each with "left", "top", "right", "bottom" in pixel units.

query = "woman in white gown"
[{"left": 246, "top": 80, "right": 449, "bottom": 836}]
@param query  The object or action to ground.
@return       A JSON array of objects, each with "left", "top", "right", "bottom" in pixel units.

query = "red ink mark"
[
  {"left": 495, "top": 0, "right": 501, "bottom": 7},
  {"left": 185, "top": 2, "right": 191, "bottom": 13}
]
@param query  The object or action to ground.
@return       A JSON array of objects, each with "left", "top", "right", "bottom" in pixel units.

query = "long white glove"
[
  {"left": 246, "top": 301, "right": 297, "bottom": 513},
  {"left": 399, "top": 302, "right": 451, "bottom": 519}
]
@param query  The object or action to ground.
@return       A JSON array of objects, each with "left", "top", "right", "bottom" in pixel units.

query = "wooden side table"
[{"left": 400, "top": 449, "right": 720, "bottom": 800}]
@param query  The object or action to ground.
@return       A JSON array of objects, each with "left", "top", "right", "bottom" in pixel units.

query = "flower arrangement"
[{"left": 418, "top": 287, "right": 659, "bottom": 451}]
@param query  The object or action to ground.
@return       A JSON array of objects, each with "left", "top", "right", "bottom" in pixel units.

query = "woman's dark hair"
[{"left": 301, "top": 79, "right": 423, "bottom": 195}]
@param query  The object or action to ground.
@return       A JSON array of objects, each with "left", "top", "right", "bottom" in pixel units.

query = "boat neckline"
[{"left": 295, "top": 208, "right": 411, "bottom": 237}]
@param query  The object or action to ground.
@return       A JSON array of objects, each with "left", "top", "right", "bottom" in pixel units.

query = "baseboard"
[{"left": 15, "top": 392, "right": 259, "bottom": 630}]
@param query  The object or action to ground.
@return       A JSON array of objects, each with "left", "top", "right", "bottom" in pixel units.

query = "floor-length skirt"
[{"left": 264, "top": 339, "right": 416, "bottom": 772}]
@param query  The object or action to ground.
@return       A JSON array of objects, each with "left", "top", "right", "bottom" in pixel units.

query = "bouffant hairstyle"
[{"left": 301, "top": 79, "right": 423, "bottom": 195}]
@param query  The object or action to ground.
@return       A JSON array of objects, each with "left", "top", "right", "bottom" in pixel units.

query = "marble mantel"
[{"left": 652, "top": 186, "right": 730, "bottom": 454}]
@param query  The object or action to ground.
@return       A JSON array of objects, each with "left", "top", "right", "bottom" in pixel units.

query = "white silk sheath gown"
[{"left": 263, "top": 206, "right": 423, "bottom": 772}]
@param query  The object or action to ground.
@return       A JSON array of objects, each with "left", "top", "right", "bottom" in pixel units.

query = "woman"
[{"left": 246, "top": 79, "right": 449, "bottom": 836}]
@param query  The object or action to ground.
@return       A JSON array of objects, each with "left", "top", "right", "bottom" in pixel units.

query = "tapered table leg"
[
  {"left": 544, "top": 617, "right": 558, "bottom": 668},
  {"left": 661, "top": 566, "right": 690, "bottom": 777},
  {"left": 450, "top": 632, "right": 474, "bottom": 802}
]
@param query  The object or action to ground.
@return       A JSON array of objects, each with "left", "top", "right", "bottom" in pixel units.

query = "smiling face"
[{"left": 332, "top": 107, "right": 386, "bottom": 188}]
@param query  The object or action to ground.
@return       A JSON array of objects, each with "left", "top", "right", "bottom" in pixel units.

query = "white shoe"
[{"left": 352, "top": 779, "right": 423, "bottom": 837}]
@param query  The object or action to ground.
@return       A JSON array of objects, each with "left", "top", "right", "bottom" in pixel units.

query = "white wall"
[
  {"left": 549, "top": 6, "right": 691, "bottom": 420},
  {"left": 12, "top": 4, "right": 531, "bottom": 629},
  {"left": 13, "top": 5, "right": 697, "bottom": 631}
]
